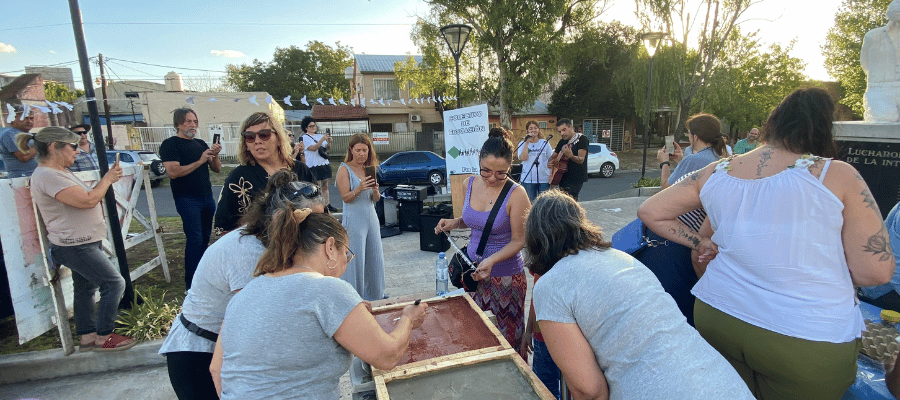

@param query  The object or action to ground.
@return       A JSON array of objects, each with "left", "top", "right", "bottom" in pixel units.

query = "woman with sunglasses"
[
  {"left": 162, "top": 170, "right": 328, "bottom": 400},
  {"left": 214, "top": 112, "right": 315, "bottom": 234},
  {"left": 434, "top": 128, "right": 531, "bottom": 357},
  {"left": 23, "top": 127, "right": 134, "bottom": 351},
  {"left": 336, "top": 133, "right": 384, "bottom": 300},
  {"left": 210, "top": 203, "right": 427, "bottom": 399}
]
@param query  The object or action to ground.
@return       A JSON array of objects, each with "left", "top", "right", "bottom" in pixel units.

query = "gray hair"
[
  {"left": 525, "top": 189, "right": 610, "bottom": 276},
  {"left": 240, "top": 170, "right": 328, "bottom": 246},
  {"left": 18, "top": 126, "right": 79, "bottom": 162}
]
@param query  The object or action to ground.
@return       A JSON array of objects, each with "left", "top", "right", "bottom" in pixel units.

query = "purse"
[
  {"left": 447, "top": 180, "right": 514, "bottom": 291},
  {"left": 306, "top": 134, "right": 330, "bottom": 158}
]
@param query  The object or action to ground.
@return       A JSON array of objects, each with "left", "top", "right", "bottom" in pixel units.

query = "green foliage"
[
  {"left": 702, "top": 29, "right": 807, "bottom": 133},
  {"left": 822, "top": 0, "right": 891, "bottom": 117},
  {"left": 548, "top": 22, "right": 641, "bottom": 120},
  {"left": 412, "top": 0, "right": 602, "bottom": 125},
  {"left": 225, "top": 41, "right": 353, "bottom": 109},
  {"left": 115, "top": 288, "right": 181, "bottom": 341},
  {"left": 633, "top": 176, "right": 662, "bottom": 187},
  {"left": 43, "top": 81, "right": 84, "bottom": 103}
]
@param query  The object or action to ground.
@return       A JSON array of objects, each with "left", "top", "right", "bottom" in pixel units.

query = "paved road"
[{"left": 136, "top": 172, "right": 643, "bottom": 218}]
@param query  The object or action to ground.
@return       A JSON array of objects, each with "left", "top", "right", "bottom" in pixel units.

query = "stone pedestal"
[{"left": 834, "top": 121, "right": 900, "bottom": 218}]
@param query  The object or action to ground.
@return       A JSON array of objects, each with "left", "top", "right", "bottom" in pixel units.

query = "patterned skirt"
[{"left": 473, "top": 271, "right": 527, "bottom": 358}]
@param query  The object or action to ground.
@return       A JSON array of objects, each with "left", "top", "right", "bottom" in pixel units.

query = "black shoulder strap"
[{"left": 475, "top": 180, "right": 514, "bottom": 257}]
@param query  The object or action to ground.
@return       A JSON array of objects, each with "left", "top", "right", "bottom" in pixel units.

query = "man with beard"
[
  {"left": 0, "top": 103, "right": 38, "bottom": 178},
  {"left": 733, "top": 128, "right": 760, "bottom": 154},
  {"left": 159, "top": 107, "right": 222, "bottom": 289}
]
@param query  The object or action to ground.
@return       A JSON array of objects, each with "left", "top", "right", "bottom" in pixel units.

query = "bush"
[
  {"left": 115, "top": 288, "right": 181, "bottom": 341},
  {"left": 633, "top": 177, "right": 661, "bottom": 188}
]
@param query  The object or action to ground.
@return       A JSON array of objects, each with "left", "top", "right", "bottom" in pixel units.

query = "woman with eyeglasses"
[
  {"left": 434, "top": 128, "right": 531, "bottom": 357},
  {"left": 210, "top": 203, "right": 428, "bottom": 399},
  {"left": 23, "top": 127, "right": 134, "bottom": 351},
  {"left": 335, "top": 133, "right": 385, "bottom": 300},
  {"left": 213, "top": 112, "right": 315, "bottom": 234},
  {"left": 161, "top": 170, "right": 328, "bottom": 400},
  {"left": 301, "top": 116, "right": 337, "bottom": 213}
]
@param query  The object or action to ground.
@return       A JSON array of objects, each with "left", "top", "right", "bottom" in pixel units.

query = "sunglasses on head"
[
  {"left": 286, "top": 184, "right": 321, "bottom": 200},
  {"left": 242, "top": 129, "right": 274, "bottom": 143}
]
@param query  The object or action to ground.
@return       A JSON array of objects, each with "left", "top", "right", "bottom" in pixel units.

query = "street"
[{"left": 135, "top": 171, "right": 644, "bottom": 218}]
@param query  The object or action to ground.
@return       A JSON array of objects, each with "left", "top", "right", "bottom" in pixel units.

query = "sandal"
[{"left": 95, "top": 333, "right": 137, "bottom": 352}]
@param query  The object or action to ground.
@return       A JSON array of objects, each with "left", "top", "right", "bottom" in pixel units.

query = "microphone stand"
[{"left": 520, "top": 135, "right": 552, "bottom": 184}]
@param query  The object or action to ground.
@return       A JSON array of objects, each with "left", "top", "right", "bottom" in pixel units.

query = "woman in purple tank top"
[{"left": 435, "top": 128, "right": 531, "bottom": 357}]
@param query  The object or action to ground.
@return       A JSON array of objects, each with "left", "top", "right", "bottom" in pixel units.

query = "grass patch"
[{"left": 0, "top": 217, "right": 204, "bottom": 355}]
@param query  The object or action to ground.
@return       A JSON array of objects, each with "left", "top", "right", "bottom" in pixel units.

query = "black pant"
[
  {"left": 559, "top": 180, "right": 585, "bottom": 201},
  {"left": 860, "top": 290, "right": 900, "bottom": 313},
  {"left": 166, "top": 351, "right": 218, "bottom": 400}
]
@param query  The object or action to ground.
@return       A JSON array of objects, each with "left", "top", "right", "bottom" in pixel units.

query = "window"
[
  {"left": 489, "top": 123, "right": 498, "bottom": 129},
  {"left": 124, "top": 92, "right": 139, "bottom": 99},
  {"left": 539, "top": 121, "right": 547, "bottom": 129},
  {"left": 371, "top": 123, "right": 393, "bottom": 133},
  {"left": 373, "top": 78, "right": 401, "bottom": 100}
]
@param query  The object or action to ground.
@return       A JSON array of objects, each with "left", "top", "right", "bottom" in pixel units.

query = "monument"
[{"left": 835, "top": 0, "right": 900, "bottom": 218}]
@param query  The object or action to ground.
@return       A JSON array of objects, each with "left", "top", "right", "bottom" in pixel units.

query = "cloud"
[
  {"left": 0, "top": 43, "right": 16, "bottom": 53},
  {"left": 49, "top": 50, "right": 57, "bottom": 54},
  {"left": 210, "top": 50, "right": 245, "bottom": 58}
]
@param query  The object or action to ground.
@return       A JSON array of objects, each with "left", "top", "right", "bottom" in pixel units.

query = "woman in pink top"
[
  {"left": 23, "top": 127, "right": 135, "bottom": 352},
  {"left": 638, "top": 88, "right": 895, "bottom": 399}
]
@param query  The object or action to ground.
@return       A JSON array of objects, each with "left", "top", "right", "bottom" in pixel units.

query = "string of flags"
[
  {"left": 183, "top": 94, "right": 457, "bottom": 107},
  {"left": 6, "top": 93, "right": 459, "bottom": 123}
]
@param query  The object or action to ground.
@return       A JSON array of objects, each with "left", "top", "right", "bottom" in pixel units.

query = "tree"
[
  {"left": 822, "top": 0, "right": 891, "bottom": 118},
  {"left": 44, "top": 81, "right": 84, "bottom": 103},
  {"left": 549, "top": 22, "right": 641, "bottom": 120},
  {"left": 409, "top": 0, "right": 605, "bottom": 126},
  {"left": 634, "top": 0, "right": 761, "bottom": 137},
  {"left": 224, "top": 41, "right": 353, "bottom": 109}
]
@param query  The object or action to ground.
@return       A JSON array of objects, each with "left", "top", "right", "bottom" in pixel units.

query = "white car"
[{"left": 586, "top": 143, "right": 619, "bottom": 178}]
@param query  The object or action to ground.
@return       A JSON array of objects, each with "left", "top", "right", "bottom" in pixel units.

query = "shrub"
[
  {"left": 115, "top": 288, "right": 181, "bottom": 341},
  {"left": 633, "top": 177, "right": 661, "bottom": 188}
]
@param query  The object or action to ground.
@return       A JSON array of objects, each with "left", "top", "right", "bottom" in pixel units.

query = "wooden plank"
[
  {"left": 449, "top": 174, "right": 473, "bottom": 218},
  {"left": 129, "top": 258, "right": 161, "bottom": 282},
  {"left": 31, "top": 200, "right": 74, "bottom": 356},
  {"left": 461, "top": 292, "right": 513, "bottom": 350},
  {"left": 142, "top": 168, "right": 170, "bottom": 282}
]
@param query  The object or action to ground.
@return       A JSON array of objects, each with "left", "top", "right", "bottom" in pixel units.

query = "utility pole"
[{"left": 98, "top": 53, "right": 114, "bottom": 150}]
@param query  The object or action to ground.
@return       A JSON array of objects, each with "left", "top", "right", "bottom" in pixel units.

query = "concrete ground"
[{"left": 0, "top": 197, "right": 646, "bottom": 400}]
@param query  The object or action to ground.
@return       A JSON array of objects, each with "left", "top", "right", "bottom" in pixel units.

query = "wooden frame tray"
[
  {"left": 369, "top": 293, "right": 511, "bottom": 376},
  {"left": 374, "top": 348, "right": 555, "bottom": 400}
]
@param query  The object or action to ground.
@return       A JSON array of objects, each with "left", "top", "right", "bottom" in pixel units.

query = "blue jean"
[
  {"left": 533, "top": 338, "right": 561, "bottom": 399},
  {"left": 523, "top": 182, "right": 550, "bottom": 202},
  {"left": 174, "top": 195, "right": 216, "bottom": 289},
  {"left": 50, "top": 242, "right": 126, "bottom": 336}
]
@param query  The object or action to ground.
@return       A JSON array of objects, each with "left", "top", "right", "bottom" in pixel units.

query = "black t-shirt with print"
[
  {"left": 554, "top": 134, "right": 589, "bottom": 185},
  {"left": 213, "top": 162, "right": 315, "bottom": 233}
]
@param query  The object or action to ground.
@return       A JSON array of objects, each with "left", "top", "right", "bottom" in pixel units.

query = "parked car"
[
  {"left": 377, "top": 151, "right": 447, "bottom": 186},
  {"left": 586, "top": 143, "right": 619, "bottom": 178},
  {"left": 105, "top": 150, "right": 168, "bottom": 187}
]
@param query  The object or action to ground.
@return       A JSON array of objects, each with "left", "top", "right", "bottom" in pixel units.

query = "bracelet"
[{"left": 659, "top": 161, "right": 670, "bottom": 168}]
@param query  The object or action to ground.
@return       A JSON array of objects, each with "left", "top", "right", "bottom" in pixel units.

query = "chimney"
[{"left": 165, "top": 71, "right": 184, "bottom": 92}]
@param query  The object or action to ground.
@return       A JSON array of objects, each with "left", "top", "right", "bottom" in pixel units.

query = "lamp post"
[
  {"left": 440, "top": 24, "right": 473, "bottom": 107},
  {"left": 640, "top": 32, "right": 667, "bottom": 179}
]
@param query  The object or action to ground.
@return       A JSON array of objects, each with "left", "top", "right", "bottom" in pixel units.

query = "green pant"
[{"left": 694, "top": 299, "right": 860, "bottom": 400}]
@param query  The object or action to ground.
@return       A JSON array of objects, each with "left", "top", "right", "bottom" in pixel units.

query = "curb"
[{"left": 0, "top": 339, "right": 166, "bottom": 385}]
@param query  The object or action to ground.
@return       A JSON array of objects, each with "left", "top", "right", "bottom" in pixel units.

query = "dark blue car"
[{"left": 377, "top": 151, "right": 446, "bottom": 186}]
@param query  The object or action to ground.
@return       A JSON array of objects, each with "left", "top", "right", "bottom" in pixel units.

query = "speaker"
[
  {"left": 419, "top": 211, "right": 452, "bottom": 252},
  {"left": 397, "top": 201, "right": 423, "bottom": 232}
]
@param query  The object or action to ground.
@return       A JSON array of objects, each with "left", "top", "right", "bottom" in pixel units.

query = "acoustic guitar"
[{"left": 550, "top": 133, "right": 581, "bottom": 186}]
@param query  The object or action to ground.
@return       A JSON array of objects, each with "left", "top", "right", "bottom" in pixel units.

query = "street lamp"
[
  {"left": 640, "top": 31, "right": 667, "bottom": 179},
  {"left": 440, "top": 24, "right": 472, "bottom": 107}
]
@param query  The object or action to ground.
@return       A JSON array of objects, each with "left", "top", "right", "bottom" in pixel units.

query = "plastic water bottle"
[{"left": 435, "top": 252, "right": 449, "bottom": 296}]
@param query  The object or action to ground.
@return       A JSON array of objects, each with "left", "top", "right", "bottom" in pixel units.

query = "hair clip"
[{"left": 292, "top": 208, "right": 313, "bottom": 224}]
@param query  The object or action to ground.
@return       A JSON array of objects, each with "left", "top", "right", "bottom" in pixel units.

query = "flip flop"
[{"left": 95, "top": 333, "right": 137, "bottom": 352}]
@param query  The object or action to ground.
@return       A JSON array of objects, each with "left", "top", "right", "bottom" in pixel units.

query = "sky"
[{"left": 0, "top": 0, "right": 848, "bottom": 92}]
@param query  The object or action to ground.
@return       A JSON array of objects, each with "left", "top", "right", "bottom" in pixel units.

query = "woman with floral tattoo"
[{"left": 638, "top": 88, "right": 895, "bottom": 400}]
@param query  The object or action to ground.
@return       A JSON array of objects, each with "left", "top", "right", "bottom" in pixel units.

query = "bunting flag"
[
  {"left": 56, "top": 101, "right": 74, "bottom": 111},
  {"left": 328, "top": 97, "right": 336, "bottom": 105},
  {"left": 233, "top": 98, "right": 240, "bottom": 102},
  {"left": 209, "top": 98, "right": 217, "bottom": 102},
  {"left": 339, "top": 98, "right": 347, "bottom": 105},
  {"left": 186, "top": 96, "right": 195, "bottom": 105},
  {"left": 265, "top": 95, "right": 274, "bottom": 105},
  {"left": 248, "top": 95, "right": 258, "bottom": 105},
  {"left": 284, "top": 95, "right": 293, "bottom": 107},
  {"left": 400, "top": 98, "right": 406, "bottom": 105},
  {"left": 172, "top": 92, "right": 455, "bottom": 109},
  {"left": 300, "top": 95, "right": 309, "bottom": 107},
  {"left": 46, "top": 101, "right": 62, "bottom": 114},
  {"left": 316, "top": 98, "right": 324, "bottom": 105},
  {"left": 5, "top": 104, "right": 14, "bottom": 123},
  {"left": 21, "top": 103, "right": 30, "bottom": 119}
]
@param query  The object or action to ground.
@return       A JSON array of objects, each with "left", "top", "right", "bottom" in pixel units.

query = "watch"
[{"left": 659, "top": 161, "right": 671, "bottom": 168}]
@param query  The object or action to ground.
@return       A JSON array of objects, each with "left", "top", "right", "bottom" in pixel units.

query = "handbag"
[
  {"left": 306, "top": 134, "right": 329, "bottom": 158},
  {"left": 447, "top": 180, "right": 514, "bottom": 291}
]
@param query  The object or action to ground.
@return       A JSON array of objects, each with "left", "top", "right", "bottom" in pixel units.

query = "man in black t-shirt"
[
  {"left": 548, "top": 119, "right": 589, "bottom": 200},
  {"left": 159, "top": 108, "right": 222, "bottom": 289}
]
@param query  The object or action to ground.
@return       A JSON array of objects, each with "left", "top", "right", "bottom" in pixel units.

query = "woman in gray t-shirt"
[
  {"left": 525, "top": 190, "right": 754, "bottom": 399},
  {"left": 211, "top": 208, "right": 427, "bottom": 399}
]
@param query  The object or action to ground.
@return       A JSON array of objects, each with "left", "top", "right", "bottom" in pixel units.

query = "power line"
[
  {"left": 0, "top": 22, "right": 415, "bottom": 32},
  {"left": 105, "top": 57, "right": 228, "bottom": 73},
  {"left": 0, "top": 59, "right": 90, "bottom": 75}
]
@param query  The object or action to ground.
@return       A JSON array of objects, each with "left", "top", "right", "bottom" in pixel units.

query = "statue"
[{"left": 861, "top": 0, "right": 900, "bottom": 122}]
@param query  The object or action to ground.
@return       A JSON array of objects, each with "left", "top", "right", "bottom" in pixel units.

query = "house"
[
  {"left": 74, "top": 80, "right": 166, "bottom": 125},
  {"left": 0, "top": 74, "right": 52, "bottom": 129},
  {"left": 487, "top": 100, "right": 557, "bottom": 137}
]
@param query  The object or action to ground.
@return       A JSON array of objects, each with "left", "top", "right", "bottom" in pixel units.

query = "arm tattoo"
[
  {"left": 861, "top": 187, "right": 880, "bottom": 212},
  {"left": 863, "top": 224, "right": 894, "bottom": 262},
  {"left": 756, "top": 149, "right": 772, "bottom": 177},
  {"left": 676, "top": 227, "right": 701, "bottom": 249}
]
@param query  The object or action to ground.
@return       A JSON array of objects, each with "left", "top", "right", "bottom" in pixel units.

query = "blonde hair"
[
  {"left": 342, "top": 133, "right": 379, "bottom": 167},
  {"left": 18, "top": 126, "right": 79, "bottom": 162},
  {"left": 237, "top": 112, "right": 293, "bottom": 167}
]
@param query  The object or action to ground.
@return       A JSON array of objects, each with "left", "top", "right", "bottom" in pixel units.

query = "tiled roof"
[
  {"left": 0, "top": 74, "right": 41, "bottom": 99},
  {"left": 284, "top": 109, "right": 312, "bottom": 121},
  {"left": 355, "top": 54, "right": 423, "bottom": 73},
  {"left": 311, "top": 105, "right": 369, "bottom": 121},
  {"left": 486, "top": 100, "right": 552, "bottom": 116}
]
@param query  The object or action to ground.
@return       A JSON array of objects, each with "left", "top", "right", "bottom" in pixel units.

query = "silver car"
[{"left": 586, "top": 143, "right": 619, "bottom": 178}]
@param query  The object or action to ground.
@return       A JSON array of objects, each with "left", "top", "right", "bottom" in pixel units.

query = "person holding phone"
[
  {"left": 335, "top": 133, "right": 385, "bottom": 300},
  {"left": 301, "top": 116, "right": 337, "bottom": 213},
  {"left": 26, "top": 127, "right": 135, "bottom": 351},
  {"left": 214, "top": 112, "right": 315, "bottom": 234}
]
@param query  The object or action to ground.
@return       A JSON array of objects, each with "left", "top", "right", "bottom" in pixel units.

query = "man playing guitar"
[{"left": 548, "top": 119, "right": 589, "bottom": 200}]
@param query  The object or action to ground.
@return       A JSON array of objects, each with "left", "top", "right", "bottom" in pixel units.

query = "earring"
[{"left": 327, "top": 258, "right": 336, "bottom": 270}]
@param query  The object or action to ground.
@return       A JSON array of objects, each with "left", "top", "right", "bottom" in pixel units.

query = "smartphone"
[
  {"left": 115, "top": 152, "right": 120, "bottom": 164},
  {"left": 364, "top": 166, "right": 377, "bottom": 182},
  {"left": 212, "top": 133, "right": 221, "bottom": 145},
  {"left": 665, "top": 135, "right": 675, "bottom": 155}
]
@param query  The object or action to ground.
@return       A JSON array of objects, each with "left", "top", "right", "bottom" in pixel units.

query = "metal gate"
[{"left": 582, "top": 119, "right": 625, "bottom": 152}]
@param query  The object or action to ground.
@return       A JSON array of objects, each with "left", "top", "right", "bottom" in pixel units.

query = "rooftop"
[
  {"left": 311, "top": 105, "right": 369, "bottom": 121},
  {"left": 355, "top": 54, "right": 423, "bottom": 73}
]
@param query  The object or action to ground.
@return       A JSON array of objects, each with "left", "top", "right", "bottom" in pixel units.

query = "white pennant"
[
  {"left": 339, "top": 98, "right": 347, "bottom": 105},
  {"left": 265, "top": 95, "right": 274, "bottom": 105},
  {"left": 209, "top": 98, "right": 217, "bottom": 102},
  {"left": 300, "top": 95, "right": 309, "bottom": 107},
  {"left": 400, "top": 98, "right": 406, "bottom": 105},
  {"left": 21, "top": 104, "right": 31, "bottom": 119},
  {"left": 248, "top": 95, "right": 259, "bottom": 105},
  {"left": 46, "top": 101, "right": 62, "bottom": 114},
  {"left": 233, "top": 98, "right": 241, "bottom": 102},
  {"left": 185, "top": 96, "right": 195, "bottom": 105},
  {"left": 415, "top": 98, "right": 421, "bottom": 105},
  {"left": 56, "top": 101, "right": 74, "bottom": 111},
  {"left": 316, "top": 98, "right": 324, "bottom": 105},
  {"left": 378, "top": 98, "right": 385, "bottom": 106},
  {"left": 370, "top": 98, "right": 376, "bottom": 105},
  {"left": 387, "top": 99, "right": 392, "bottom": 106},
  {"left": 284, "top": 95, "right": 293, "bottom": 107},
  {"left": 5, "top": 104, "right": 14, "bottom": 123},
  {"left": 328, "top": 97, "right": 336, "bottom": 105}
]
